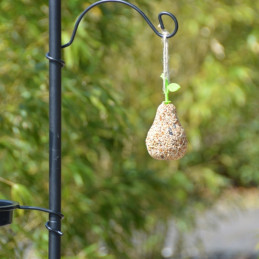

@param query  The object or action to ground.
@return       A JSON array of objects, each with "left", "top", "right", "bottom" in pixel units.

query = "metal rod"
[
  {"left": 61, "top": 0, "right": 178, "bottom": 49},
  {"left": 18, "top": 205, "right": 64, "bottom": 219},
  {"left": 48, "top": 0, "right": 62, "bottom": 258}
]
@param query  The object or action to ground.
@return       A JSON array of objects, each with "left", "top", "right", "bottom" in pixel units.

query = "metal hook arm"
[
  {"left": 18, "top": 205, "right": 64, "bottom": 219},
  {"left": 62, "top": 0, "right": 178, "bottom": 49}
]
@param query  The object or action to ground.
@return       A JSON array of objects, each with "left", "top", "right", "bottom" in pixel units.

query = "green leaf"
[{"left": 167, "top": 83, "right": 181, "bottom": 92}]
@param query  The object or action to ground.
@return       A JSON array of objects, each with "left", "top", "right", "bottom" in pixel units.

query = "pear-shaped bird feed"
[
  {"left": 146, "top": 102, "right": 187, "bottom": 160},
  {"left": 146, "top": 32, "right": 187, "bottom": 160}
]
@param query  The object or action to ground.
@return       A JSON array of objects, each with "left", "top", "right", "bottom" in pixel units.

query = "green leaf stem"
[{"left": 160, "top": 73, "right": 181, "bottom": 103}]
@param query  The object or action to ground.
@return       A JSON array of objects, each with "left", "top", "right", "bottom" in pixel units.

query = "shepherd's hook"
[{"left": 62, "top": 0, "right": 178, "bottom": 49}]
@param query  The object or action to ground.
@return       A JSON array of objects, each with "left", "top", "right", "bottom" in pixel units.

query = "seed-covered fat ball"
[{"left": 146, "top": 102, "right": 187, "bottom": 160}]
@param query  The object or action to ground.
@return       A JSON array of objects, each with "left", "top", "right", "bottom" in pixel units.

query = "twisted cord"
[{"left": 162, "top": 30, "right": 169, "bottom": 94}]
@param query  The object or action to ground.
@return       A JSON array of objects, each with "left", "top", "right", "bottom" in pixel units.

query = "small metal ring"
[{"left": 46, "top": 52, "right": 65, "bottom": 67}]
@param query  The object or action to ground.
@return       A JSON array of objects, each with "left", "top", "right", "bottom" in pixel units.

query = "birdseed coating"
[{"left": 146, "top": 102, "right": 187, "bottom": 160}]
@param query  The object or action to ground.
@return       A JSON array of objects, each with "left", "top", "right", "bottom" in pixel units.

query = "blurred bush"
[{"left": 0, "top": 0, "right": 258, "bottom": 258}]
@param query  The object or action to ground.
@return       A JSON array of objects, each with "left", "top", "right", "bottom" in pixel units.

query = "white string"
[{"left": 162, "top": 31, "right": 169, "bottom": 95}]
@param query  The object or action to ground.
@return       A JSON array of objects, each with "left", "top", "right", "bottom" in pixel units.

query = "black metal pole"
[{"left": 48, "top": 0, "right": 62, "bottom": 258}]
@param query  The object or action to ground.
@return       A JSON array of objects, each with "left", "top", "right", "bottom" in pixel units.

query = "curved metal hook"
[
  {"left": 62, "top": 0, "right": 178, "bottom": 49},
  {"left": 158, "top": 11, "right": 178, "bottom": 33}
]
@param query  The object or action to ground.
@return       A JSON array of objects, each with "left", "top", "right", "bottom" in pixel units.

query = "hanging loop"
[
  {"left": 62, "top": 0, "right": 178, "bottom": 49},
  {"left": 158, "top": 12, "right": 178, "bottom": 37}
]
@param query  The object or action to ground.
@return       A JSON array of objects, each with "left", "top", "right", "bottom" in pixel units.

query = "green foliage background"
[{"left": 0, "top": 0, "right": 258, "bottom": 258}]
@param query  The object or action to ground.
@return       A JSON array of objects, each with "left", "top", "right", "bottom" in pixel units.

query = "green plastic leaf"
[{"left": 167, "top": 83, "right": 181, "bottom": 92}]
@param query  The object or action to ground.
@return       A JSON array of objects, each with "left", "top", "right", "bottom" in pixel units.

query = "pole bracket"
[
  {"left": 0, "top": 200, "right": 64, "bottom": 236},
  {"left": 46, "top": 52, "right": 65, "bottom": 67},
  {"left": 18, "top": 205, "right": 64, "bottom": 236}
]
